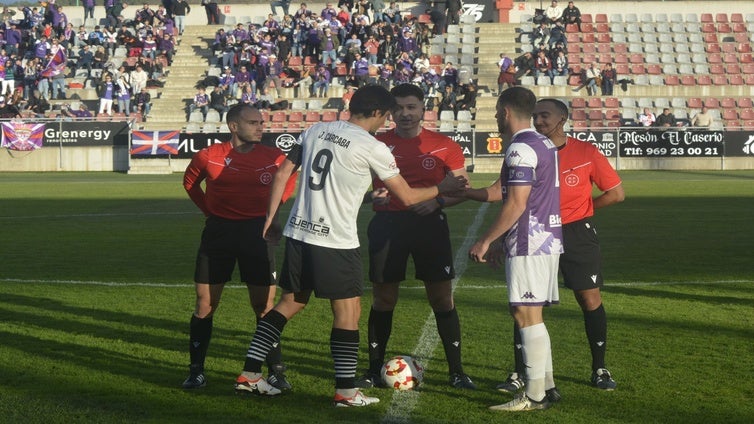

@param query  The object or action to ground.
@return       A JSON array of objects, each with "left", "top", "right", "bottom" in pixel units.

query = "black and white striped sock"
[
  {"left": 243, "top": 310, "right": 287, "bottom": 373},
  {"left": 331, "top": 328, "right": 359, "bottom": 389}
]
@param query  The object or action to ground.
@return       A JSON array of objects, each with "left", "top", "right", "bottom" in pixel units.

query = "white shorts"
[{"left": 505, "top": 254, "right": 560, "bottom": 306}]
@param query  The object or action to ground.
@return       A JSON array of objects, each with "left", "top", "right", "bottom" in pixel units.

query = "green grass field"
[{"left": 1, "top": 170, "right": 753, "bottom": 424}]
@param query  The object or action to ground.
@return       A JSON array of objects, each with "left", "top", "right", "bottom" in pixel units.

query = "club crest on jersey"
[
  {"left": 225, "top": 158, "right": 232, "bottom": 166},
  {"left": 421, "top": 157, "right": 437, "bottom": 170},
  {"left": 260, "top": 172, "right": 273, "bottom": 184},
  {"left": 565, "top": 173, "right": 579, "bottom": 186}
]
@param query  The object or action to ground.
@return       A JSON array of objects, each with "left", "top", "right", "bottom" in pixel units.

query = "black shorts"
[
  {"left": 279, "top": 238, "right": 363, "bottom": 300},
  {"left": 368, "top": 211, "right": 455, "bottom": 284},
  {"left": 559, "top": 218, "right": 603, "bottom": 291},
  {"left": 194, "top": 216, "right": 276, "bottom": 286}
]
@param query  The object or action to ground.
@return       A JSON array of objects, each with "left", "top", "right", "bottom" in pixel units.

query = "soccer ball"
[{"left": 381, "top": 355, "right": 424, "bottom": 390}]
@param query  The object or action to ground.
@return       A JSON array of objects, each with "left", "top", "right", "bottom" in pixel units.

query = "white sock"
[{"left": 520, "top": 322, "right": 551, "bottom": 402}]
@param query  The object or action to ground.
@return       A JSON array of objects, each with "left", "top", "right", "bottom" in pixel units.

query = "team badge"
[
  {"left": 565, "top": 173, "right": 579, "bottom": 186},
  {"left": 421, "top": 157, "right": 436, "bottom": 170},
  {"left": 275, "top": 133, "right": 296, "bottom": 153},
  {"left": 486, "top": 132, "right": 503, "bottom": 154},
  {"left": 260, "top": 172, "right": 273, "bottom": 184}
]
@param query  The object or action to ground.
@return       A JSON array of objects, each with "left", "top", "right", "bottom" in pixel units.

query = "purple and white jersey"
[{"left": 500, "top": 129, "right": 563, "bottom": 257}]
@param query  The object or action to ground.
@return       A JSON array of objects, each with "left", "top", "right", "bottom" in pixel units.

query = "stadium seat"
[
  {"left": 271, "top": 111, "right": 287, "bottom": 122},
  {"left": 582, "top": 33, "right": 595, "bottom": 44},
  {"left": 712, "top": 75, "right": 728, "bottom": 85},
  {"left": 571, "top": 109, "right": 587, "bottom": 121},
  {"left": 679, "top": 64, "right": 695, "bottom": 74},
  {"left": 726, "top": 63, "right": 741, "bottom": 74},
  {"left": 708, "top": 53, "right": 723, "bottom": 63},
  {"left": 697, "top": 75, "right": 712, "bottom": 85},
  {"left": 703, "top": 33, "right": 718, "bottom": 44},
  {"left": 596, "top": 23, "right": 609, "bottom": 34},
  {"left": 715, "top": 13, "right": 728, "bottom": 23},
  {"left": 596, "top": 14, "right": 608, "bottom": 23},
  {"left": 587, "top": 97, "right": 602, "bottom": 109},
  {"left": 205, "top": 110, "right": 221, "bottom": 123},
  {"left": 717, "top": 23, "right": 732, "bottom": 33},
  {"left": 731, "top": 23, "right": 746, "bottom": 33},
  {"left": 679, "top": 75, "right": 695, "bottom": 85},
  {"left": 457, "top": 110, "right": 473, "bottom": 121},
  {"left": 597, "top": 33, "right": 611, "bottom": 44},
  {"left": 571, "top": 98, "right": 586, "bottom": 109},
  {"left": 648, "top": 64, "right": 663, "bottom": 75},
  {"left": 742, "top": 54, "right": 753, "bottom": 64},
  {"left": 737, "top": 43, "right": 752, "bottom": 53},
  {"left": 729, "top": 74, "right": 745, "bottom": 85},
  {"left": 631, "top": 64, "right": 646, "bottom": 74},
  {"left": 738, "top": 98, "right": 753, "bottom": 108},
  {"left": 701, "top": 13, "right": 713, "bottom": 23},
  {"left": 615, "top": 63, "right": 630, "bottom": 75},
  {"left": 721, "top": 97, "right": 737, "bottom": 108},
  {"left": 704, "top": 98, "right": 720, "bottom": 108}
]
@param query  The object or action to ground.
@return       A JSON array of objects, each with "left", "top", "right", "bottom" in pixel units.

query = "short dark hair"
[
  {"left": 390, "top": 83, "right": 424, "bottom": 102},
  {"left": 537, "top": 98, "right": 569, "bottom": 118},
  {"left": 349, "top": 84, "right": 396, "bottom": 118},
  {"left": 225, "top": 103, "right": 260, "bottom": 125},
  {"left": 498, "top": 86, "right": 537, "bottom": 119}
]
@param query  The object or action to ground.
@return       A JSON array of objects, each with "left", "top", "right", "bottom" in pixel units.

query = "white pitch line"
[
  {"left": 380, "top": 203, "right": 490, "bottom": 424},
  {"left": 0, "top": 211, "right": 194, "bottom": 220}
]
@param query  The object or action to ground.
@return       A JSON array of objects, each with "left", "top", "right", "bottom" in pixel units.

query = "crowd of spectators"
[
  {"left": 190, "top": 1, "right": 477, "bottom": 120},
  {"left": 0, "top": 2, "right": 180, "bottom": 119}
]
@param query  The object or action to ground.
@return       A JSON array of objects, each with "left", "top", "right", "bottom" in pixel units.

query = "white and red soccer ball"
[{"left": 381, "top": 355, "right": 424, "bottom": 390}]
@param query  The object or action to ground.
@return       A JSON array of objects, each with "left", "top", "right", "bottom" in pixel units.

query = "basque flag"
[
  {"left": 130, "top": 130, "right": 180, "bottom": 155},
  {"left": 1, "top": 122, "right": 44, "bottom": 151},
  {"left": 41, "top": 48, "right": 67, "bottom": 78}
]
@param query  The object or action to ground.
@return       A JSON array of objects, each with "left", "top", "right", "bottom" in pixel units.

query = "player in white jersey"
[
  {"left": 233, "top": 85, "right": 468, "bottom": 407},
  {"left": 467, "top": 86, "right": 563, "bottom": 412}
]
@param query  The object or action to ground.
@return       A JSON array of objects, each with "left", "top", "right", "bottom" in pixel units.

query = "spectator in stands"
[
  {"left": 210, "top": 85, "right": 229, "bottom": 118},
  {"left": 572, "top": 62, "right": 599, "bottom": 95},
  {"left": 107, "top": 1, "right": 127, "bottom": 28},
  {"left": 351, "top": 53, "right": 371, "bottom": 87},
  {"left": 98, "top": 74, "right": 117, "bottom": 116},
  {"left": 397, "top": 28, "right": 419, "bottom": 59},
  {"left": 534, "top": 50, "right": 552, "bottom": 82},
  {"left": 497, "top": 53, "right": 517, "bottom": 92},
  {"left": 562, "top": 1, "right": 581, "bottom": 31},
  {"left": 62, "top": 103, "right": 94, "bottom": 119},
  {"left": 189, "top": 86, "right": 210, "bottom": 121},
  {"left": 83, "top": 0, "right": 96, "bottom": 20},
  {"left": 142, "top": 33, "right": 157, "bottom": 59},
  {"left": 311, "top": 64, "right": 331, "bottom": 97},
  {"left": 550, "top": 50, "right": 568, "bottom": 82},
  {"left": 219, "top": 66, "right": 236, "bottom": 97},
  {"left": 364, "top": 34, "right": 380, "bottom": 65},
  {"left": 264, "top": 54, "right": 283, "bottom": 98},
  {"left": 75, "top": 44, "right": 94, "bottom": 78},
  {"left": 548, "top": 21, "right": 566, "bottom": 48},
  {"left": 319, "top": 27, "right": 339, "bottom": 70},
  {"left": 134, "top": 86, "right": 151, "bottom": 117},
  {"left": 135, "top": 3, "right": 156, "bottom": 27},
  {"left": 158, "top": 32, "right": 175, "bottom": 66},
  {"left": 691, "top": 106, "right": 712, "bottom": 128},
  {"left": 172, "top": 0, "right": 190, "bottom": 36},
  {"left": 203, "top": 0, "right": 219, "bottom": 25},
  {"left": 438, "top": 61, "right": 459, "bottom": 92},
  {"left": 5, "top": 24, "right": 21, "bottom": 58},
  {"left": 456, "top": 80, "right": 477, "bottom": 114},
  {"left": 116, "top": 73, "right": 131, "bottom": 116},
  {"left": 93, "top": 45, "right": 109, "bottom": 69},
  {"left": 655, "top": 108, "right": 676, "bottom": 127},
  {"left": 445, "top": 0, "right": 462, "bottom": 28},
  {"left": 638, "top": 108, "right": 656, "bottom": 127},
  {"left": 24, "top": 89, "right": 50, "bottom": 117},
  {"left": 438, "top": 84, "right": 457, "bottom": 116},
  {"left": 270, "top": 0, "right": 292, "bottom": 18},
  {"left": 102, "top": 26, "right": 118, "bottom": 56},
  {"left": 531, "top": 21, "right": 550, "bottom": 48},
  {"left": 378, "top": 33, "right": 398, "bottom": 65},
  {"left": 514, "top": 51, "right": 535, "bottom": 82},
  {"left": 600, "top": 63, "right": 616, "bottom": 96},
  {"left": 75, "top": 24, "right": 89, "bottom": 50},
  {"left": 130, "top": 64, "right": 148, "bottom": 95},
  {"left": 22, "top": 60, "right": 37, "bottom": 100},
  {"left": 0, "top": 95, "right": 21, "bottom": 118},
  {"left": 545, "top": 0, "right": 563, "bottom": 24},
  {"left": 426, "top": 8, "right": 446, "bottom": 36},
  {"left": 240, "top": 83, "right": 257, "bottom": 105},
  {"left": 235, "top": 65, "right": 254, "bottom": 97},
  {"left": 383, "top": 2, "right": 401, "bottom": 25}
]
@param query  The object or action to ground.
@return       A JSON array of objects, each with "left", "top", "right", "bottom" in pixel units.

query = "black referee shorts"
[
  {"left": 368, "top": 211, "right": 455, "bottom": 284},
  {"left": 194, "top": 216, "right": 277, "bottom": 286},
  {"left": 560, "top": 218, "right": 604, "bottom": 291}
]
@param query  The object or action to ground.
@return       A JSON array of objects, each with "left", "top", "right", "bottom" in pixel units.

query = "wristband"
[{"left": 436, "top": 197, "right": 445, "bottom": 208}]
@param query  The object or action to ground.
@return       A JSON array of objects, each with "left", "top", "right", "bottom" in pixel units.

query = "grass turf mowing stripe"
[{"left": 380, "top": 203, "right": 490, "bottom": 424}]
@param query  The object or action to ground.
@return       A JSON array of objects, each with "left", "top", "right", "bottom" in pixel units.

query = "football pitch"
[{"left": 1, "top": 170, "right": 753, "bottom": 424}]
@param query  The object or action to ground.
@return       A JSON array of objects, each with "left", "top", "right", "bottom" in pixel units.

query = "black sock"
[
  {"left": 584, "top": 304, "right": 607, "bottom": 371},
  {"left": 243, "top": 309, "right": 287, "bottom": 372},
  {"left": 331, "top": 328, "right": 359, "bottom": 389},
  {"left": 435, "top": 308, "right": 463, "bottom": 375},
  {"left": 367, "top": 308, "right": 393, "bottom": 374},
  {"left": 189, "top": 314, "right": 213, "bottom": 369},
  {"left": 258, "top": 316, "right": 283, "bottom": 371},
  {"left": 513, "top": 321, "right": 525, "bottom": 377}
]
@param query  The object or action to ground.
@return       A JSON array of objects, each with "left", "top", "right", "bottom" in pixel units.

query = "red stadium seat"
[
  {"left": 418, "top": 14, "right": 432, "bottom": 24},
  {"left": 721, "top": 43, "right": 737, "bottom": 53},
  {"left": 582, "top": 53, "right": 596, "bottom": 64},
  {"left": 604, "top": 97, "right": 620, "bottom": 108},
  {"left": 571, "top": 98, "right": 586, "bottom": 108},
  {"left": 570, "top": 63, "right": 582, "bottom": 74},
  {"left": 722, "top": 109, "right": 739, "bottom": 120},
  {"left": 737, "top": 43, "right": 752, "bottom": 53},
  {"left": 687, "top": 97, "right": 703, "bottom": 108},
  {"left": 423, "top": 110, "right": 438, "bottom": 121},
  {"left": 588, "top": 110, "right": 604, "bottom": 120},
  {"left": 596, "top": 24, "right": 609, "bottom": 34},
  {"left": 731, "top": 13, "right": 744, "bottom": 23},
  {"left": 568, "top": 75, "right": 582, "bottom": 86},
  {"left": 738, "top": 98, "right": 753, "bottom": 108},
  {"left": 288, "top": 56, "right": 303, "bottom": 71},
  {"left": 723, "top": 53, "right": 737, "bottom": 63},
  {"left": 582, "top": 23, "right": 594, "bottom": 33},
  {"left": 745, "top": 74, "right": 754, "bottom": 85},
  {"left": 571, "top": 120, "right": 588, "bottom": 130},
  {"left": 286, "top": 122, "right": 303, "bottom": 131},
  {"left": 743, "top": 63, "right": 754, "bottom": 74},
  {"left": 588, "top": 97, "right": 603, "bottom": 108},
  {"left": 566, "top": 33, "right": 580, "bottom": 43},
  {"left": 701, "top": 23, "right": 716, "bottom": 33},
  {"left": 704, "top": 98, "right": 720, "bottom": 108},
  {"left": 724, "top": 119, "right": 741, "bottom": 129},
  {"left": 422, "top": 121, "right": 438, "bottom": 131},
  {"left": 595, "top": 14, "right": 608, "bottom": 23},
  {"left": 734, "top": 33, "right": 749, "bottom": 43},
  {"left": 740, "top": 109, "right": 754, "bottom": 120},
  {"left": 571, "top": 109, "right": 587, "bottom": 121},
  {"left": 614, "top": 53, "right": 628, "bottom": 63},
  {"left": 697, "top": 75, "right": 712, "bottom": 85},
  {"left": 288, "top": 111, "right": 303, "bottom": 122},
  {"left": 322, "top": 110, "right": 338, "bottom": 122},
  {"left": 703, "top": 33, "right": 718, "bottom": 43},
  {"left": 664, "top": 75, "right": 680, "bottom": 85},
  {"left": 268, "top": 122, "right": 285, "bottom": 132},
  {"left": 705, "top": 43, "right": 721, "bottom": 53},
  {"left": 742, "top": 120, "right": 754, "bottom": 130},
  {"left": 629, "top": 53, "right": 644, "bottom": 64},
  {"left": 720, "top": 98, "right": 737, "bottom": 108},
  {"left": 741, "top": 54, "right": 753, "bottom": 64},
  {"left": 708, "top": 53, "right": 722, "bottom": 63},
  {"left": 429, "top": 54, "right": 443, "bottom": 65},
  {"left": 717, "top": 23, "right": 732, "bottom": 33},
  {"left": 565, "top": 23, "right": 579, "bottom": 33},
  {"left": 631, "top": 64, "right": 646, "bottom": 74},
  {"left": 567, "top": 44, "right": 581, "bottom": 53},
  {"left": 616, "top": 63, "right": 630, "bottom": 74},
  {"left": 647, "top": 64, "right": 662, "bottom": 74},
  {"left": 304, "top": 111, "right": 320, "bottom": 122},
  {"left": 581, "top": 14, "right": 593, "bottom": 24},
  {"left": 582, "top": 32, "right": 595, "bottom": 43},
  {"left": 709, "top": 64, "right": 725, "bottom": 74},
  {"left": 597, "top": 43, "right": 612, "bottom": 54},
  {"left": 700, "top": 13, "right": 713, "bottom": 23},
  {"left": 598, "top": 53, "right": 612, "bottom": 63},
  {"left": 339, "top": 110, "right": 350, "bottom": 120},
  {"left": 725, "top": 63, "right": 741, "bottom": 74},
  {"left": 715, "top": 13, "right": 728, "bottom": 23},
  {"left": 271, "top": 111, "right": 287, "bottom": 122},
  {"left": 588, "top": 119, "right": 604, "bottom": 128},
  {"left": 712, "top": 75, "right": 728, "bottom": 85},
  {"left": 613, "top": 43, "right": 628, "bottom": 54},
  {"left": 732, "top": 23, "right": 747, "bottom": 33},
  {"left": 605, "top": 109, "right": 620, "bottom": 120},
  {"left": 729, "top": 74, "right": 744, "bottom": 85},
  {"left": 680, "top": 75, "right": 696, "bottom": 85}
]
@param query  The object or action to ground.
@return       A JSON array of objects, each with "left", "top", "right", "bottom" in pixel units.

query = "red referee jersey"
[
  {"left": 373, "top": 129, "right": 466, "bottom": 211},
  {"left": 183, "top": 142, "right": 296, "bottom": 219},
  {"left": 558, "top": 137, "right": 622, "bottom": 224}
]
